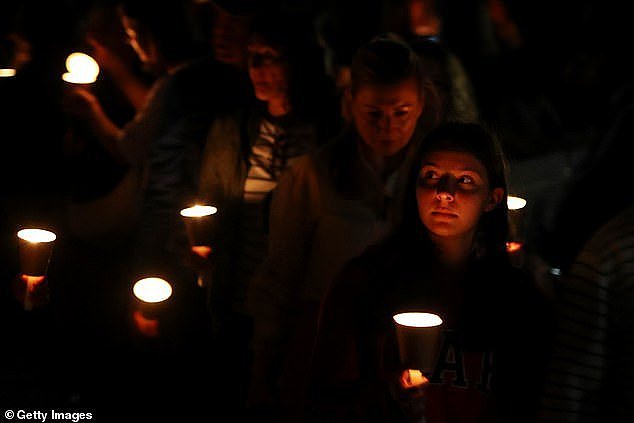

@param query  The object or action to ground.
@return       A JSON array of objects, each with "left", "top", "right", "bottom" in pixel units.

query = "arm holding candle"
[
  {"left": 86, "top": 35, "right": 151, "bottom": 111},
  {"left": 61, "top": 85, "right": 126, "bottom": 164}
]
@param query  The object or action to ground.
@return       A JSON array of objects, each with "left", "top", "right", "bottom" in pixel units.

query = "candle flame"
[
  {"left": 180, "top": 204, "right": 217, "bottom": 218},
  {"left": 133, "top": 277, "right": 172, "bottom": 303},
  {"left": 507, "top": 196, "right": 527, "bottom": 210},
  {"left": 17, "top": 228, "right": 56, "bottom": 243},
  {"left": 63, "top": 52, "right": 99, "bottom": 84},
  {"left": 393, "top": 312, "right": 443, "bottom": 328}
]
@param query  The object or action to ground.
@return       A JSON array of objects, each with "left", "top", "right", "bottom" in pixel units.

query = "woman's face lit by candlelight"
[
  {"left": 247, "top": 38, "right": 290, "bottom": 106},
  {"left": 416, "top": 149, "right": 503, "bottom": 240},
  {"left": 349, "top": 77, "right": 423, "bottom": 157}
]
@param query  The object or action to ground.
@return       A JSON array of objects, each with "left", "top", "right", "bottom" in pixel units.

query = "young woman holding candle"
[{"left": 308, "top": 122, "right": 553, "bottom": 422}]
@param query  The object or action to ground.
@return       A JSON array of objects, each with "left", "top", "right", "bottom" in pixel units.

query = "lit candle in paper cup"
[
  {"left": 62, "top": 52, "right": 99, "bottom": 84},
  {"left": 133, "top": 277, "right": 173, "bottom": 318},
  {"left": 17, "top": 228, "right": 56, "bottom": 277},
  {"left": 16, "top": 228, "right": 56, "bottom": 310},
  {"left": 132, "top": 277, "right": 173, "bottom": 337},
  {"left": 180, "top": 204, "right": 217, "bottom": 287},
  {"left": 393, "top": 312, "right": 443, "bottom": 375},
  {"left": 180, "top": 204, "right": 217, "bottom": 246},
  {"left": 507, "top": 195, "right": 527, "bottom": 262}
]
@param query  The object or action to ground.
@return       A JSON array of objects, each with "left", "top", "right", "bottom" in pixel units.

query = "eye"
[
  {"left": 393, "top": 108, "right": 410, "bottom": 118},
  {"left": 458, "top": 175, "right": 474, "bottom": 184},
  {"left": 420, "top": 170, "right": 439, "bottom": 181}
]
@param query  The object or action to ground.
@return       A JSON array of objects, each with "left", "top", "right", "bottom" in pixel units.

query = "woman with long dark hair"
[{"left": 309, "top": 122, "right": 552, "bottom": 422}]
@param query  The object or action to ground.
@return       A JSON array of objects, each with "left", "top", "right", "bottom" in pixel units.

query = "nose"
[
  {"left": 435, "top": 191, "right": 454, "bottom": 202},
  {"left": 377, "top": 114, "right": 392, "bottom": 132},
  {"left": 435, "top": 177, "right": 456, "bottom": 202}
]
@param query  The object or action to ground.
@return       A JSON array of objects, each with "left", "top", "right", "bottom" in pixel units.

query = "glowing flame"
[
  {"left": 17, "top": 228, "right": 56, "bottom": 243},
  {"left": 0, "top": 68, "right": 16, "bottom": 77},
  {"left": 62, "top": 52, "right": 99, "bottom": 84},
  {"left": 506, "top": 241, "right": 523, "bottom": 253},
  {"left": 507, "top": 196, "right": 527, "bottom": 210},
  {"left": 393, "top": 312, "right": 443, "bottom": 328},
  {"left": 180, "top": 204, "right": 217, "bottom": 218},
  {"left": 133, "top": 277, "right": 172, "bottom": 303}
]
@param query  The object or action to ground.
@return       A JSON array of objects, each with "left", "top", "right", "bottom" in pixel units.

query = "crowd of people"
[{"left": 1, "top": 0, "right": 632, "bottom": 422}]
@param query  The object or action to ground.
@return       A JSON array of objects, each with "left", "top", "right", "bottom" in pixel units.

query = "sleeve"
[{"left": 536, "top": 244, "right": 610, "bottom": 422}]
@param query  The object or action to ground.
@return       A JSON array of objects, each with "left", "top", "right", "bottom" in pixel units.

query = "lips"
[{"left": 431, "top": 209, "right": 458, "bottom": 219}]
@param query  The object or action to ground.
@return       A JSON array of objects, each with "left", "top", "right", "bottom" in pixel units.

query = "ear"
[{"left": 484, "top": 188, "right": 505, "bottom": 212}]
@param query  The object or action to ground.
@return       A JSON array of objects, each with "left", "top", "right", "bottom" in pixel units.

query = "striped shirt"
[
  {"left": 538, "top": 204, "right": 634, "bottom": 422},
  {"left": 234, "top": 118, "right": 316, "bottom": 309}
]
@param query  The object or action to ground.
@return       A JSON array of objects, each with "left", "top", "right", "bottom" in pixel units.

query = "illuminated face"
[
  {"left": 349, "top": 77, "right": 423, "bottom": 157},
  {"left": 247, "top": 40, "right": 289, "bottom": 103},
  {"left": 416, "top": 149, "right": 503, "bottom": 240}
]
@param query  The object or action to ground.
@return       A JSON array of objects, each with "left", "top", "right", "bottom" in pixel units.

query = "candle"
[
  {"left": 393, "top": 312, "right": 443, "bottom": 374},
  {"left": 62, "top": 52, "right": 99, "bottom": 84},
  {"left": 180, "top": 205, "right": 217, "bottom": 287},
  {"left": 132, "top": 277, "right": 173, "bottom": 337},
  {"left": 17, "top": 228, "right": 56, "bottom": 277}
]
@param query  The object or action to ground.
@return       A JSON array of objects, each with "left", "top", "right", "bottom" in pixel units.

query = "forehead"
[
  {"left": 352, "top": 77, "right": 421, "bottom": 105},
  {"left": 421, "top": 150, "right": 488, "bottom": 174}
]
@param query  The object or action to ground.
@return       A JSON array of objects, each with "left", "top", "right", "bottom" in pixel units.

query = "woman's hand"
[
  {"left": 391, "top": 369, "right": 429, "bottom": 422},
  {"left": 61, "top": 86, "right": 102, "bottom": 121}
]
